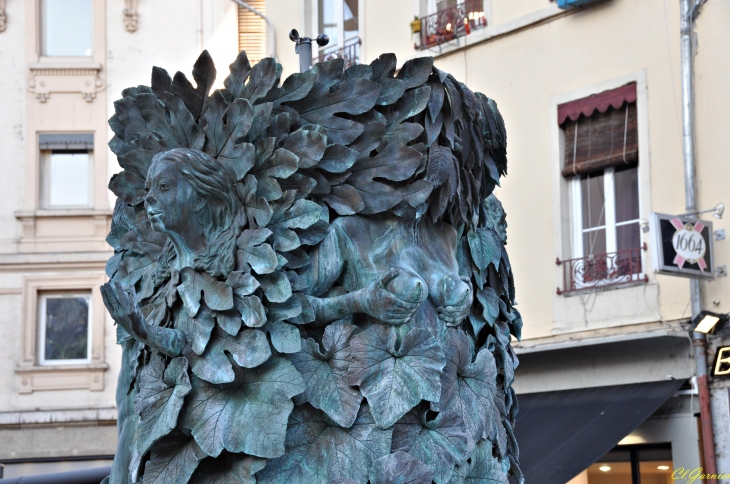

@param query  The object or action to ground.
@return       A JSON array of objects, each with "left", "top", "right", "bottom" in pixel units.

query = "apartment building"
[
  {"left": 0, "top": 0, "right": 246, "bottom": 477},
  {"left": 0, "top": 0, "right": 728, "bottom": 482}
]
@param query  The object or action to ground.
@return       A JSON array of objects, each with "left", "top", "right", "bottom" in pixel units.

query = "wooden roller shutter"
[
  {"left": 560, "top": 83, "right": 638, "bottom": 177},
  {"left": 238, "top": 0, "right": 266, "bottom": 65}
]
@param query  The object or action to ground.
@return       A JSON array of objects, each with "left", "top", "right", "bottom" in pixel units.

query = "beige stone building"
[{"left": 0, "top": 0, "right": 729, "bottom": 482}]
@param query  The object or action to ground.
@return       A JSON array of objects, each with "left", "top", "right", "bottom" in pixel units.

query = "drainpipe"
[
  {"left": 231, "top": 0, "right": 277, "bottom": 60},
  {"left": 680, "top": 0, "right": 717, "bottom": 480}
]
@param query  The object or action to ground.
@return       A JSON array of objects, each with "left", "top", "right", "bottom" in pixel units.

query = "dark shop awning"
[{"left": 514, "top": 379, "right": 685, "bottom": 484}]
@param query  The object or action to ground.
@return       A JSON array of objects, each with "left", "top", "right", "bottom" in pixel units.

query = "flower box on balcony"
[
  {"left": 415, "top": 0, "right": 486, "bottom": 50},
  {"left": 556, "top": 0, "right": 605, "bottom": 9}
]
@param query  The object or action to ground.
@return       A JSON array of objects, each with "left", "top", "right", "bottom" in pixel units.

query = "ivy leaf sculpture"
[
  {"left": 433, "top": 329, "right": 498, "bottom": 451},
  {"left": 178, "top": 267, "right": 234, "bottom": 316},
  {"left": 185, "top": 326, "right": 271, "bottom": 384},
  {"left": 170, "top": 50, "right": 216, "bottom": 121},
  {"left": 134, "top": 355, "right": 191, "bottom": 458},
  {"left": 290, "top": 320, "right": 361, "bottom": 428},
  {"left": 283, "top": 128, "right": 327, "bottom": 169},
  {"left": 369, "top": 451, "right": 434, "bottom": 484},
  {"left": 190, "top": 453, "right": 267, "bottom": 484},
  {"left": 258, "top": 271, "right": 293, "bottom": 303},
  {"left": 468, "top": 228, "right": 501, "bottom": 273},
  {"left": 182, "top": 354, "right": 304, "bottom": 459},
  {"left": 347, "top": 325, "right": 446, "bottom": 428},
  {"left": 252, "top": 143, "right": 299, "bottom": 201},
  {"left": 392, "top": 409, "right": 470, "bottom": 484},
  {"left": 461, "top": 439, "right": 510, "bottom": 484},
  {"left": 289, "top": 60, "right": 382, "bottom": 144},
  {"left": 177, "top": 304, "right": 216, "bottom": 355},
  {"left": 236, "top": 228, "right": 278, "bottom": 275},
  {"left": 222, "top": 51, "right": 252, "bottom": 101},
  {"left": 268, "top": 193, "right": 322, "bottom": 251},
  {"left": 256, "top": 404, "right": 392, "bottom": 484},
  {"left": 263, "top": 319, "right": 302, "bottom": 354},
  {"left": 141, "top": 433, "right": 208, "bottom": 484}
]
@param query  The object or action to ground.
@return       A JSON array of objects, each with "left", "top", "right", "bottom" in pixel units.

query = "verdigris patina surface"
[{"left": 102, "top": 50, "right": 522, "bottom": 484}]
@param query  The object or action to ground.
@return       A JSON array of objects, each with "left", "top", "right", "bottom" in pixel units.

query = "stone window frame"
[
  {"left": 16, "top": 274, "right": 108, "bottom": 394},
  {"left": 551, "top": 71, "right": 654, "bottom": 290},
  {"left": 37, "top": 291, "right": 93, "bottom": 365}
]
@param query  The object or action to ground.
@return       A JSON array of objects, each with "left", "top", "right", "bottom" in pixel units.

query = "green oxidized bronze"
[{"left": 102, "top": 50, "right": 522, "bottom": 484}]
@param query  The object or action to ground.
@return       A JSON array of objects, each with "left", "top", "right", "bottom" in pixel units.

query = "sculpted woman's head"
[{"left": 145, "top": 148, "right": 241, "bottom": 275}]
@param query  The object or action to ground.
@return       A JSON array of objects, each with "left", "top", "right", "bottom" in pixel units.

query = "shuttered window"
[
  {"left": 560, "top": 83, "right": 638, "bottom": 177},
  {"left": 238, "top": 0, "right": 266, "bottom": 64},
  {"left": 561, "top": 84, "right": 643, "bottom": 282}
]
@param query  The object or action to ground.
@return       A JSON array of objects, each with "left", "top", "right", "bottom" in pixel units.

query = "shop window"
[
  {"left": 577, "top": 444, "right": 673, "bottom": 484},
  {"left": 41, "top": 0, "right": 93, "bottom": 57},
  {"left": 557, "top": 84, "right": 645, "bottom": 293},
  {"left": 39, "top": 133, "right": 93, "bottom": 209},
  {"left": 38, "top": 292, "right": 91, "bottom": 365}
]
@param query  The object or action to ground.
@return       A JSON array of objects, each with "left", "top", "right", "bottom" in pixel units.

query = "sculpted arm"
[
  {"left": 101, "top": 281, "right": 186, "bottom": 357},
  {"left": 300, "top": 224, "right": 425, "bottom": 325}
]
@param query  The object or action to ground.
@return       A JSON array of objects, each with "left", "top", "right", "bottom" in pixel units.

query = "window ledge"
[
  {"left": 559, "top": 278, "right": 649, "bottom": 297},
  {"left": 27, "top": 62, "right": 105, "bottom": 103},
  {"left": 15, "top": 209, "right": 112, "bottom": 219},
  {"left": 15, "top": 363, "right": 108, "bottom": 394},
  {"left": 0, "top": 407, "right": 118, "bottom": 428},
  {"left": 29, "top": 61, "right": 102, "bottom": 72}
]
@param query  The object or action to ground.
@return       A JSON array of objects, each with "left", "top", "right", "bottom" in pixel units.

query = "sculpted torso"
[{"left": 303, "top": 214, "right": 472, "bottom": 332}]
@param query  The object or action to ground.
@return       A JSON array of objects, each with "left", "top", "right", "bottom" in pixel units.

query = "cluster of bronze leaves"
[{"left": 106, "top": 50, "right": 521, "bottom": 484}]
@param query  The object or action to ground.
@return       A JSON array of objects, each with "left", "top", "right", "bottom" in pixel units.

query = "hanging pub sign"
[{"left": 651, "top": 212, "right": 715, "bottom": 279}]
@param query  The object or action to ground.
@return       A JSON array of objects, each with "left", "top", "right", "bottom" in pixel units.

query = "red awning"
[{"left": 558, "top": 83, "right": 637, "bottom": 125}]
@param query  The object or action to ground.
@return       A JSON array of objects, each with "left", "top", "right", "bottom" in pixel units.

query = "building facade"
[{"left": 0, "top": 0, "right": 729, "bottom": 482}]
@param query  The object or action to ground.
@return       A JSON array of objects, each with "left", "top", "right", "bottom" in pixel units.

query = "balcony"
[
  {"left": 556, "top": 245, "right": 648, "bottom": 295},
  {"left": 317, "top": 37, "right": 361, "bottom": 69},
  {"left": 414, "top": 0, "right": 487, "bottom": 51}
]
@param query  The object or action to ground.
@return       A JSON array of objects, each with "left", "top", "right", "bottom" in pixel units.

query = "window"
[
  {"left": 558, "top": 84, "right": 644, "bottom": 291},
  {"left": 38, "top": 293, "right": 91, "bottom": 365},
  {"left": 238, "top": 0, "right": 266, "bottom": 65},
  {"left": 39, "top": 133, "right": 93, "bottom": 209},
  {"left": 41, "top": 0, "right": 93, "bottom": 57},
  {"left": 17, "top": 275, "right": 107, "bottom": 393},
  {"left": 315, "top": 0, "right": 360, "bottom": 67}
]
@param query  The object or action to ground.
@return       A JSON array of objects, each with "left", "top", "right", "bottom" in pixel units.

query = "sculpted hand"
[
  {"left": 361, "top": 269, "right": 427, "bottom": 325},
  {"left": 435, "top": 275, "right": 473, "bottom": 327},
  {"left": 101, "top": 281, "right": 185, "bottom": 356},
  {"left": 101, "top": 281, "right": 149, "bottom": 340}
]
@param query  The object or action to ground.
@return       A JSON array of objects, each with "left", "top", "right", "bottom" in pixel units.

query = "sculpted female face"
[{"left": 144, "top": 159, "right": 198, "bottom": 236}]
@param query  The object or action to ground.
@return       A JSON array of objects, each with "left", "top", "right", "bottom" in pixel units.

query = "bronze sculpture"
[{"left": 102, "top": 50, "right": 522, "bottom": 484}]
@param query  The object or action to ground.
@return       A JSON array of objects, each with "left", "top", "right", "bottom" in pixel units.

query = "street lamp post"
[{"left": 679, "top": 0, "right": 717, "bottom": 480}]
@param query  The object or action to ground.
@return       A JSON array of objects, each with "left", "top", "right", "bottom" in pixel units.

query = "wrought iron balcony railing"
[
  {"left": 317, "top": 37, "right": 361, "bottom": 69},
  {"left": 556, "top": 244, "right": 648, "bottom": 295},
  {"left": 415, "top": 0, "right": 487, "bottom": 51}
]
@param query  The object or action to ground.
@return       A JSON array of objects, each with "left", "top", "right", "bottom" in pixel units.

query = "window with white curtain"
[
  {"left": 39, "top": 133, "right": 93, "bottom": 209},
  {"left": 570, "top": 165, "right": 641, "bottom": 259},
  {"left": 41, "top": 0, "right": 93, "bottom": 57}
]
